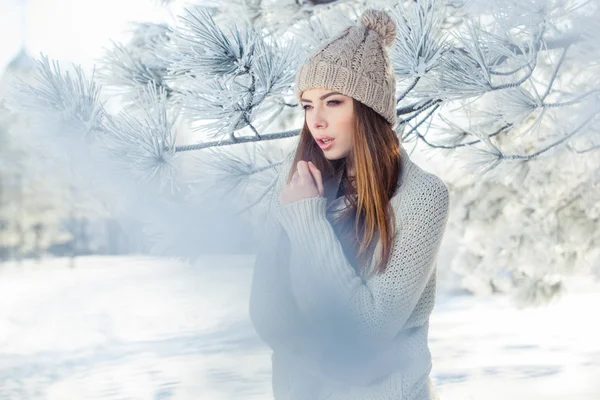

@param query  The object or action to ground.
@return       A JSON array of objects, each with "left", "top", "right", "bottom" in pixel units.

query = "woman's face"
[{"left": 301, "top": 88, "right": 355, "bottom": 160}]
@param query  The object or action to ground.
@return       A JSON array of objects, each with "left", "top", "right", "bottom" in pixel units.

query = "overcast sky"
[{"left": 0, "top": 0, "right": 182, "bottom": 72}]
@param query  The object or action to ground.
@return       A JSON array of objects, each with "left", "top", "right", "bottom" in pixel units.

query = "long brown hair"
[{"left": 286, "top": 99, "right": 402, "bottom": 276}]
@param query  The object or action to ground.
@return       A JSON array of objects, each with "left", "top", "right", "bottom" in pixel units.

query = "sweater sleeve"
[
  {"left": 248, "top": 151, "right": 325, "bottom": 361},
  {"left": 273, "top": 174, "right": 450, "bottom": 346}
]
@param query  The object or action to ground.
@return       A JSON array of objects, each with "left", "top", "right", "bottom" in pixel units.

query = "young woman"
[{"left": 249, "top": 9, "right": 450, "bottom": 400}]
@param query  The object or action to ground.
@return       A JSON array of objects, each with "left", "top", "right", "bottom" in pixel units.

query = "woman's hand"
[{"left": 280, "top": 161, "right": 324, "bottom": 205}]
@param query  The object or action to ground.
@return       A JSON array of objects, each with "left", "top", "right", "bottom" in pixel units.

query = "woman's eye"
[{"left": 302, "top": 100, "right": 341, "bottom": 110}]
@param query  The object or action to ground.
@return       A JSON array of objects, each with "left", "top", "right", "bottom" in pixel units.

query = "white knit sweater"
[{"left": 249, "top": 144, "right": 450, "bottom": 400}]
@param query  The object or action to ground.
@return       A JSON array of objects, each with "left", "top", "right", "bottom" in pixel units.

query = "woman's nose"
[{"left": 312, "top": 111, "right": 327, "bottom": 130}]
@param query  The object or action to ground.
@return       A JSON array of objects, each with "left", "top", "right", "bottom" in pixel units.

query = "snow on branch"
[
  {"left": 389, "top": 0, "right": 448, "bottom": 78},
  {"left": 167, "top": 6, "right": 305, "bottom": 137},
  {"left": 101, "top": 85, "right": 180, "bottom": 193},
  {"left": 6, "top": 54, "right": 105, "bottom": 138},
  {"left": 4, "top": 55, "right": 184, "bottom": 204},
  {"left": 172, "top": 7, "right": 258, "bottom": 77},
  {"left": 97, "top": 22, "right": 175, "bottom": 106}
]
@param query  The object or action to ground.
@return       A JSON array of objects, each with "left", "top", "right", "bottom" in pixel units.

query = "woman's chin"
[{"left": 323, "top": 150, "right": 349, "bottom": 161}]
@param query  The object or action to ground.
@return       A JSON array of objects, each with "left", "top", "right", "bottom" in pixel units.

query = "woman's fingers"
[
  {"left": 296, "top": 161, "right": 316, "bottom": 189},
  {"left": 308, "top": 161, "right": 324, "bottom": 196},
  {"left": 296, "top": 161, "right": 312, "bottom": 181},
  {"left": 284, "top": 161, "right": 324, "bottom": 201}
]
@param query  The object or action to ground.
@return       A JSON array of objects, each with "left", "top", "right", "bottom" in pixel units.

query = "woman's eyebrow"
[{"left": 300, "top": 91, "right": 344, "bottom": 103}]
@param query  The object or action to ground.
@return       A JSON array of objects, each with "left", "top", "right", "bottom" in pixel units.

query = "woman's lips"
[{"left": 317, "top": 138, "right": 335, "bottom": 150}]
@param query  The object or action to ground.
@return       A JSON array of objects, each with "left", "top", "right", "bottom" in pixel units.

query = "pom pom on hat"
[{"left": 359, "top": 9, "right": 397, "bottom": 47}]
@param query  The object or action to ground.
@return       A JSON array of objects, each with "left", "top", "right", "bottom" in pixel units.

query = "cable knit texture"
[
  {"left": 294, "top": 9, "right": 398, "bottom": 126},
  {"left": 249, "top": 145, "right": 450, "bottom": 400}
]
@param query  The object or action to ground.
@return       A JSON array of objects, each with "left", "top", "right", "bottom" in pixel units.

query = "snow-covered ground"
[{"left": 0, "top": 256, "right": 598, "bottom": 399}]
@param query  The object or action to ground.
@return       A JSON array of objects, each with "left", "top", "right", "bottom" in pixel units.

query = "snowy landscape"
[{"left": 1, "top": 256, "right": 598, "bottom": 400}]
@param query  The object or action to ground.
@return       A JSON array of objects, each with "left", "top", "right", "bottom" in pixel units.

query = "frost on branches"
[{"left": 3, "top": 0, "right": 600, "bottom": 304}]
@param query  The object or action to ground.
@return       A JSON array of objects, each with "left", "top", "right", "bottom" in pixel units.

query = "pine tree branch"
[
  {"left": 170, "top": 6, "right": 580, "bottom": 159},
  {"left": 397, "top": 98, "right": 442, "bottom": 115},
  {"left": 500, "top": 107, "right": 600, "bottom": 161},
  {"left": 396, "top": 77, "right": 420, "bottom": 103},
  {"left": 175, "top": 129, "right": 300, "bottom": 152},
  {"left": 301, "top": 0, "right": 343, "bottom": 5},
  {"left": 490, "top": 32, "right": 583, "bottom": 68},
  {"left": 487, "top": 24, "right": 544, "bottom": 92},
  {"left": 402, "top": 103, "right": 441, "bottom": 142},
  {"left": 542, "top": 89, "right": 600, "bottom": 109},
  {"left": 400, "top": 99, "right": 443, "bottom": 123},
  {"left": 233, "top": 174, "right": 278, "bottom": 216},
  {"left": 414, "top": 123, "right": 513, "bottom": 150},
  {"left": 246, "top": 119, "right": 262, "bottom": 139},
  {"left": 541, "top": 45, "right": 569, "bottom": 101},
  {"left": 488, "top": 62, "right": 531, "bottom": 76},
  {"left": 567, "top": 143, "right": 600, "bottom": 154}
]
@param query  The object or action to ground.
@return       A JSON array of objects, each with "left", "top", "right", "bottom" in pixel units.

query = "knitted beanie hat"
[{"left": 295, "top": 9, "right": 398, "bottom": 126}]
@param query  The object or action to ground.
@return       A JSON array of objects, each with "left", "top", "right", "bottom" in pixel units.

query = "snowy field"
[{"left": 0, "top": 255, "right": 598, "bottom": 400}]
